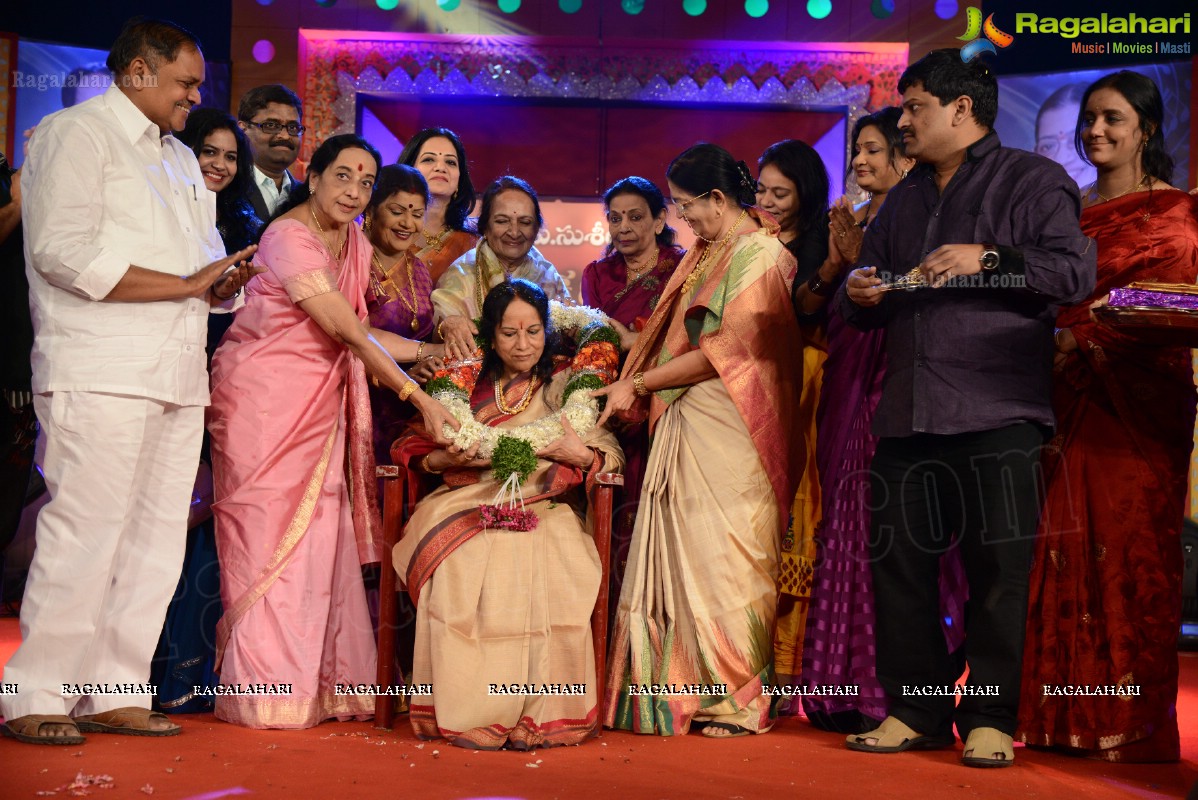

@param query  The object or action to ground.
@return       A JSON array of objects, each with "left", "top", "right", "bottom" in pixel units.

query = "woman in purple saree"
[{"left": 797, "top": 109, "right": 964, "bottom": 732}]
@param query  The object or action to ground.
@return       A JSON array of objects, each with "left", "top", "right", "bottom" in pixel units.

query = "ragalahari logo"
[{"left": 958, "top": 7, "right": 1015, "bottom": 62}]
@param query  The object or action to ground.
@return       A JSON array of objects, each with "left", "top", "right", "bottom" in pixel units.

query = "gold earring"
[{"left": 363, "top": 215, "right": 372, "bottom": 233}]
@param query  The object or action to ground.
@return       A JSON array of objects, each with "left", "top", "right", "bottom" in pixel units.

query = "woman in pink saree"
[{"left": 208, "top": 135, "right": 456, "bottom": 729}]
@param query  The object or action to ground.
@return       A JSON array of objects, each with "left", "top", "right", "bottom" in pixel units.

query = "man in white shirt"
[
  {"left": 237, "top": 84, "right": 304, "bottom": 220},
  {"left": 0, "top": 18, "right": 257, "bottom": 745}
]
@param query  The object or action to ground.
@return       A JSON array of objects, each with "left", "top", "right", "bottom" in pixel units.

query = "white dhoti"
[{"left": 0, "top": 391, "right": 202, "bottom": 719}]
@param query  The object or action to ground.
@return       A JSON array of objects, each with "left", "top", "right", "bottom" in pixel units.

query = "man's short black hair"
[
  {"left": 106, "top": 17, "right": 202, "bottom": 75},
  {"left": 898, "top": 48, "right": 998, "bottom": 130},
  {"left": 238, "top": 84, "right": 303, "bottom": 122}
]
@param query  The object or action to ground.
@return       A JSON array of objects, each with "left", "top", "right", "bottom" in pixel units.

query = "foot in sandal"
[
  {"left": 1, "top": 714, "right": 86, "bottom": 745},
  {"left": 961, "top": 726, "right": 1014, "bottom": 767},
  {"left": 845, "top": 715, "right": 954, "bottom": 753},
  {"left": 74, "top": 707, "right": 180, "bottom": 737}
]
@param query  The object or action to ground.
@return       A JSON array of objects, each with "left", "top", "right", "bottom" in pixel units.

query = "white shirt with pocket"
[{"left": 22, "top": 85, "right": 225, "bottom": 406}]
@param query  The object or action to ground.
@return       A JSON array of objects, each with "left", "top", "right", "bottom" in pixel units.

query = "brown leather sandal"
[
  {"left": 74, "top": 707, "right": 181, "bottom": 737},
  {"left": 1, "top": 714, "right": 86, "bottom": 745}
]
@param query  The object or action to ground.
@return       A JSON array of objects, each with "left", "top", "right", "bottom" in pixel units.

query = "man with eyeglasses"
[{"left": 237, "top": 84, "right": 304, "bottom": 219}]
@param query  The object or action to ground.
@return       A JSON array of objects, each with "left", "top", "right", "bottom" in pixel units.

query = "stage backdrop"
[{"left": 298, "top": 31, "right": 905, "bottom": 280}]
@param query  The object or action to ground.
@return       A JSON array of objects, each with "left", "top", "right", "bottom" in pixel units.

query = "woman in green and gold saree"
[{"left": 595, "top": 143, "right": 803, "bottom": 738}]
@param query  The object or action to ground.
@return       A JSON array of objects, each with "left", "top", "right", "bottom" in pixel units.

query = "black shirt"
[{"left": 834, "top": 133, "right": 1096, "bottom": 438}]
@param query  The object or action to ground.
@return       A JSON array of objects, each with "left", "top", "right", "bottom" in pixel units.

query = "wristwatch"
[{"left": 979, "top": 244, "right": 1000, "bottom": 271}]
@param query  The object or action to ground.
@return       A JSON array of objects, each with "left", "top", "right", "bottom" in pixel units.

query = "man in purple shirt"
[{"left": 837, "top": 50, "right": 1095, "bottom": 768}]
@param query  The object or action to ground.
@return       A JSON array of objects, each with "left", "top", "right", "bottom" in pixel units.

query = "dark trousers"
[{"left": 869, "top": 422, "right": 1046, "bottom": 740}]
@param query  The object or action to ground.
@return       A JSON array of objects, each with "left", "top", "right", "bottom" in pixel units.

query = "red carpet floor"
[{"left": 1, "top": 616, "right": 1194, "bottom": 800}]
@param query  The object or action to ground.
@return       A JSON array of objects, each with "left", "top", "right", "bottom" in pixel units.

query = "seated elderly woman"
[
  {"left": 393, "top": 278, "right": 623, "bottom": 750},
  {"left": 432, "top": 175, "right": 572, "bottom": 362}
]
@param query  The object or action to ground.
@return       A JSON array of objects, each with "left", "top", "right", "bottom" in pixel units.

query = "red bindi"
[{"left": 357, "top": 163, "right": 363, "bottom": 172}]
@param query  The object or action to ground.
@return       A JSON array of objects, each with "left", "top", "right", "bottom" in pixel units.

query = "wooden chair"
[{"left": 372, "top": 464, "right": 624, "bottom": 730}]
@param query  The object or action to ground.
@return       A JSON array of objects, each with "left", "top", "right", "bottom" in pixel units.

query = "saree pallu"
[
  {"left": 417, "top": 228, "right": 478, "bottom": 287},
  {"left": 1018, "top": 190, "right": 1198, "bottom": 762},
  {"left": 431, "top": 240, "right": 572, "bottom": 324},
  {"left": 605, "top": 210, "right": 802, "bottom": 735},
  {"left": 367, "top": 252, "right": 436, "bottom": 468},
  {"left": 208, "top": 219, "right": 381, "bottom": 729},
  {"left": 581, "top": 245, "right": 684, "bottom": 630},
  {"left": 394, "top": 369, "right": 624, "bottom": 750}
]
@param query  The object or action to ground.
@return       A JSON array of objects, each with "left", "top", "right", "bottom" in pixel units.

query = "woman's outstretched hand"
[
  {"left": 412, "top": 390, "right": 460, "bottom": 446},
  {"left": 592, "top": 378, "right": 637, "bottom": 427}
]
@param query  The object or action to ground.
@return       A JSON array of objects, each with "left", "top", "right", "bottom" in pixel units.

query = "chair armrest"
[
  {"left": 594, "top": 471, "right": 624, "bottom": 487},
  {"left": 377, "top": 465, "right": 401, "bottom": 479}
]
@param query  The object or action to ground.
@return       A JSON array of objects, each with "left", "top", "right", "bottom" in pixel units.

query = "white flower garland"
[{"left": 431, "top": 301, "right": 614, "bottom": 458}]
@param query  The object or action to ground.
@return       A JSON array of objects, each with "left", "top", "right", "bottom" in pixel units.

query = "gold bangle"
[
  {"left": 420, "top": 453, "right": 443, "bottom": 474},
  {"left": 436, "top": 320, "right": 446, "bottom": 341},
  {"left": 632, "top": 372, "right": 649, "bottom": 397},
  {"left": 416, "top": 341, "right": 425, "bottom": 361},
  {"left": 398, "top": 379, "right": 418, "bottom": 402}
]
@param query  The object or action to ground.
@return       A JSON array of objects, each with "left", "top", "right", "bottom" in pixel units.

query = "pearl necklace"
[{"left": 494, "top": 375, "right": 541, "bottom": 415}]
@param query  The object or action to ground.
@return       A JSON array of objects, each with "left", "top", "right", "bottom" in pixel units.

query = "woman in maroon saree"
[
  {"left": 580, "top": 176, "right": 683, "bottom": 618},
  {"left": 364, "top": 165, "right": 445, "bottom": 467},
  {"left": 1018, "top": 71, "right": 1198, "bottom": 763}
]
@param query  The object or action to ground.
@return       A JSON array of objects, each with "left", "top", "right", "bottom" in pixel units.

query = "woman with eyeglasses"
[
  {"left": 595, "top": 143, "right": 802, "bottom": 739},
  {"left": 1018, "top": 70, "right": 1198, "bottom": 763},
  {"left": 398, "top": 127, "right": 480, "bottom": 285}
]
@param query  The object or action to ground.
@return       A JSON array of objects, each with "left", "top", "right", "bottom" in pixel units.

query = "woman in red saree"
[
  {"left": 580, "top": 176, "right": 683, "bottom": 627},
  {"left": 596, "top": 144, "right": 802, "bottom": 738},
  {"left": 1018, "top": 71, "right": 1198, "bottom": 762},
  {"left": 209, "top": 135, "right": 456, "bottom": 729}
]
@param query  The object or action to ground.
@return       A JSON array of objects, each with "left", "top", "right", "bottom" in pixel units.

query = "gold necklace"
[
  {"left": 494, "top": 375, "right": 540, "bottom": 415},
  {"left": 1094, "top": 174, "right": 1149, "bottom": 203},
  {"left": 371, "top": 250, "right": 421, "bottom": 331},
  {"left": 624, "top": 245, "right": 659, "bottom": 278},
  {"left": 310, "top": 205, "right": 346, "bottom": 261},
  {"left": 680, "top": 209, "right": 748, "bottom": 294},
  {"left": 422, "top": 225, "right": 452, "bottom": 253}
]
